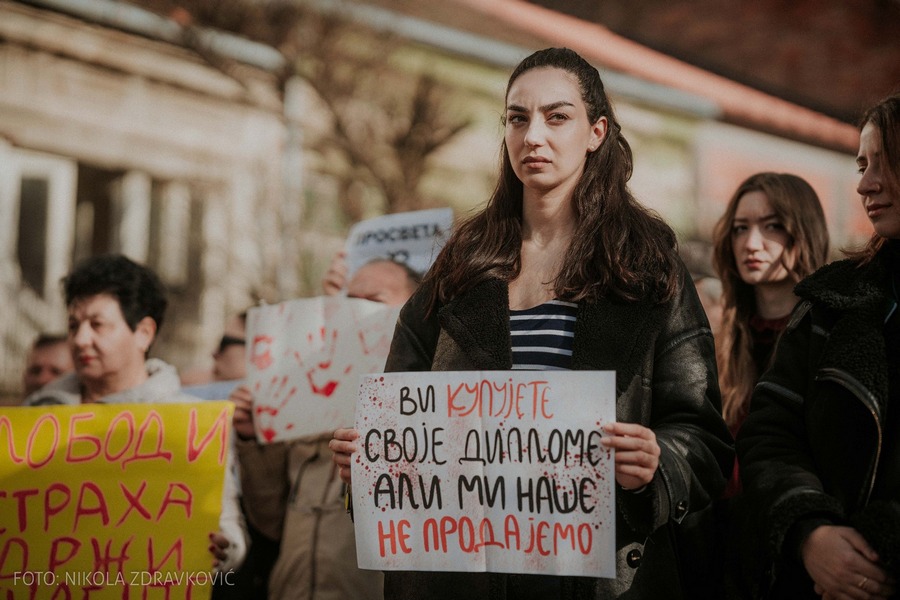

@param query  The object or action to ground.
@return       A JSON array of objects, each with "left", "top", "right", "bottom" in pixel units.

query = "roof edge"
[
  {"left": 451, "top": 0, "right": 859, "bottom": 153},
  {"left": 17, "top": 0, "right": 287, "bottom": 72}
]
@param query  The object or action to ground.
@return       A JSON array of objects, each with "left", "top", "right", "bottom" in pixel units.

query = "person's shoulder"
[
  {"left": 800, "top": 257, "right": 859, "bottom": 284},
  {"left": 23, "top": 372, "right": 81, "bottom": 406},
  {"left": 795, "top": 258, "right": 882, "bottom": 310},
  {"left": 110, "top": 359, "right": 191, "bottom": 404}
]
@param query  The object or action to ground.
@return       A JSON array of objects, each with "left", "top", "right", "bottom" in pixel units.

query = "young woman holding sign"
[{"left": 331, "top": 47, "right": 732, "bottom": 599}]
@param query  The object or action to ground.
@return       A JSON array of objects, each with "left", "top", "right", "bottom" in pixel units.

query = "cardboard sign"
[
  {"left": 246, "top": 297, "right": 400, "bottom": 443},
  {"left": 353, "top": 371, "right": 616, "bottom": 577},
  {"left": 344, "top": 208, "right": 453, "bottom": 279},
  {"left": 0, "top": 402, "right": 233, "bottom": 599}
]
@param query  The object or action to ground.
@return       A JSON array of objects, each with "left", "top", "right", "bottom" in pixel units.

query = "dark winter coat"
[
  {"left": 737, "top": 244, "right": 900, "bottom": 599},
  {"left": 237, "top": 433, "right": 384, "bottom": 600},
  {"left": 381, "top": 266, "right": 733, "bottom": 600}
]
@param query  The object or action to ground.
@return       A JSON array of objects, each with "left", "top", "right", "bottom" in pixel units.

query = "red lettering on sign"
[
  {"left": 90, "top": 536, "right": 131, "bottom": 574},
  {"left": 104, "top": 411, "right": 136, "bottom": 463},
  {"left": 26, "top": 414, "right": 59, "bottom": 468},
  {"left": 48, "top": 537, "right": 81, "bottom": 572},
  {"left": 73, "top": 483, "right": 109, "bottom": 531},
  {"left": 377, "top": 519, "right": 412, "bottom": 557},
  {"left": 147, "top": 537, "right": 183, "bottom": 572},
  {"left": 43, "top": 483, "right": 72, "bottom": 532},
  {"left": 0, "top": 537, "right": 28, "bottom": 576},
  {"left": 156, "top": 483, "right": 192, "bottom": 521},
  {"left": 187, "top": 407, "right": 228, "bottom": 464},
  {"left": 0, "top": 416, "right": 23, "bottom": 464},
  {"left": 121, "top": 411, "right": 172, "bottom": 470},
  {"left": 12, "top": 489, "right": 39, "bottom": 532},
  {"left": 65, "top": 412, "right": 101, "bottom": 463},
  {"left": 115, "top": 481, "right": 152, "bottom": 526}
]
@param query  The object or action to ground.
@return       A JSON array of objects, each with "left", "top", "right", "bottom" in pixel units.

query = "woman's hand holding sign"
[
  {"left": 230, "top": 385, "right": 256, "bottom": 441},
  {"left": 330, "top": 427, "right": 359, "bottom": 484},
  {"left": 601, "top": 422, "right": 660, "bottom": 491},
  {"left": 209, "top": 532, "right": 232, "bottom": 569}
]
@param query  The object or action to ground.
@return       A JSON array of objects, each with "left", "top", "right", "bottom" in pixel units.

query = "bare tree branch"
[{"left": 131, "top": 0, "right": 471, "bottom": 214}]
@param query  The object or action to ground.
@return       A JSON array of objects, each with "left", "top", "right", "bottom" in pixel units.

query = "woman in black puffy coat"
[{"left": 738, "top": 94, "right": 900, "bottom": 600}]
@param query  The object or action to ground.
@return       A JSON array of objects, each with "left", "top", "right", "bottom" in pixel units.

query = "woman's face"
[
  {"left": 505, "top": 67, "right": 606, "bottom": 199},
  {"left": 731, "top": 191, "right": 795, "bottom": 287},
  {"left": 68, "top": 293, "right": 153, "bottom": 391},
  {"left": 857, "top": 122, "right": 900, "bottom": 239}
]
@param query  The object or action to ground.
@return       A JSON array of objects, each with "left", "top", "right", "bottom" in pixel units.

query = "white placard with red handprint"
[{"left": 246, "top": 296, "right": 401, "bottom": 443}]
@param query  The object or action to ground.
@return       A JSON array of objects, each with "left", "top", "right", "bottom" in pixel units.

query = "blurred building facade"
[
  {"left": 0, "top": 0, "right": 298, "bottom": 401},
  {"left": 1, "top": 0, "right": 875, "bottom": 400}
]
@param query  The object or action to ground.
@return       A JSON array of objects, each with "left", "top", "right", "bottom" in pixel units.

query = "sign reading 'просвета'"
[
  {"left": 352, "top": 371, "right": 616, "bottom": 577},
  {"left": 344, "top": 207, "right": 453, "bottom": 280}
]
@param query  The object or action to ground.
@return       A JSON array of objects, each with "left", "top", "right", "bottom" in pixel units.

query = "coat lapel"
[
  {"left": 572, "top": 296, "right": 657, "bottom": 393},
  {"left": 438, "top": 279, "right": 512, "bottom": 370},
  {"left": 797, "top": 254, "right": 895, "bottom": 415}
]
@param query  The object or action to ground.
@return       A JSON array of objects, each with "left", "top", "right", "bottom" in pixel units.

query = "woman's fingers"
[
  {"left": 208, "top": 532, "right": 230, "bottom": 565},
  {"left": 803, "top": 525, "right": 894, "bottom": 600},
  {"left": 330, "top": 428, "right": 359, "bottom": 484},
  {"left": 322, "top": 251, "right": 349, "bottom": 295},
  {"left": 330, "top": 428, "right": 359, "bottom": 459},
  {"left": 601, "top": 423, "right": 660, "bottom": 457},
  {"left": 600, "top": 423, "right": 660, "bottom": 489},
  {"left": 230, "top": 385, "right": 256, "bottom": 440}
]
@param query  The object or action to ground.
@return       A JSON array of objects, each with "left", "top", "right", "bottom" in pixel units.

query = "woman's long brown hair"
[
  {"left": 712, "top": 173, "right": 829, "bottom": 429},
  {"left": 424, "top": 48, "right": 679, "bottom": 312}
]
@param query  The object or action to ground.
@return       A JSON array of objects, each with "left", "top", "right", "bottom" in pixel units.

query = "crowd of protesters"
[{"left": 9, "top": 47, "right": 900, "bottom": 600}]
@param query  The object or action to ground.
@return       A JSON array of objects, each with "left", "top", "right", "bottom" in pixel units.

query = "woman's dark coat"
[
  {"left": 737, "top": 246, "right": 900, "bottom": 599},
  {"left": 381, "top": 266, "right": 733, "bottom": 599}
]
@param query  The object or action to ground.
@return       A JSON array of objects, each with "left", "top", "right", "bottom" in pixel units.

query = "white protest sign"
[
  {"left": 246, "top": 297, "right": 401, "bottom": 443},
  {"left": 353, "top": 371, "right": 616, "bottom": 577},
  {"left": 345, "top": 208, "right": 453, "bottom": 279}
]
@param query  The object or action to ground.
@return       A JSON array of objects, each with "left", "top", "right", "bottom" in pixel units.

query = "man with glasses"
[
  {"left": 213, "top": 312, "right": 248, "bottom": 382},
  {"left": 183, "top": 311, "right": 249, "bottom": 401}
]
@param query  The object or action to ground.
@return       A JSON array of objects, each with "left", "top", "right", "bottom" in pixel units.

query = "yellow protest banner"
[{"left": 0, "top": 402, "right": 233, "bottom": 599}]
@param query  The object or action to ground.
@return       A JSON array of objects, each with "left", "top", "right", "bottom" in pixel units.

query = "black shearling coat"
[
  {"left": 380, "top": 264, "right": 732, "bottom": 600},
  {"left": 737, "top": 243, "right": 900, "bottom": 599}
]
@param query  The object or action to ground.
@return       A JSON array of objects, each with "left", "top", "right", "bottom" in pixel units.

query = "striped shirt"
[{"left": 509, "top": 299, "right": 578, "bottom": 370}]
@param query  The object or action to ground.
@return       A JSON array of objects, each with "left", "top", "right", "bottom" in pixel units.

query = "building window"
[
  {"left": 73, "top": 164, "right": 121, "bottom": 264},
  {"left": 9, "top": 150, "right": 77, "bottom": 303},
  {"left": 149, "top": 181, "right": 192, "bottom": 288},
  {"left": 17, "top": 177, "right": 50, "bottom": 296}
]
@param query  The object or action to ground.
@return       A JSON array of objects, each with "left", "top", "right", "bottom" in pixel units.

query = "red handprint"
[
  {"left": 357, "top": 326, "right": 392, "bottom": 356},
  {"left": 306, "top": 326, "right": 351, "bottom": 397},
  {"left": 250, "top": 335, "right": 274, "bottom": 371},
  {"left": 253, "top": 374, "right": 298, "bottom": 442},
  {"left": 351, "top": 302, "right": 396, "bottom": 356}
]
